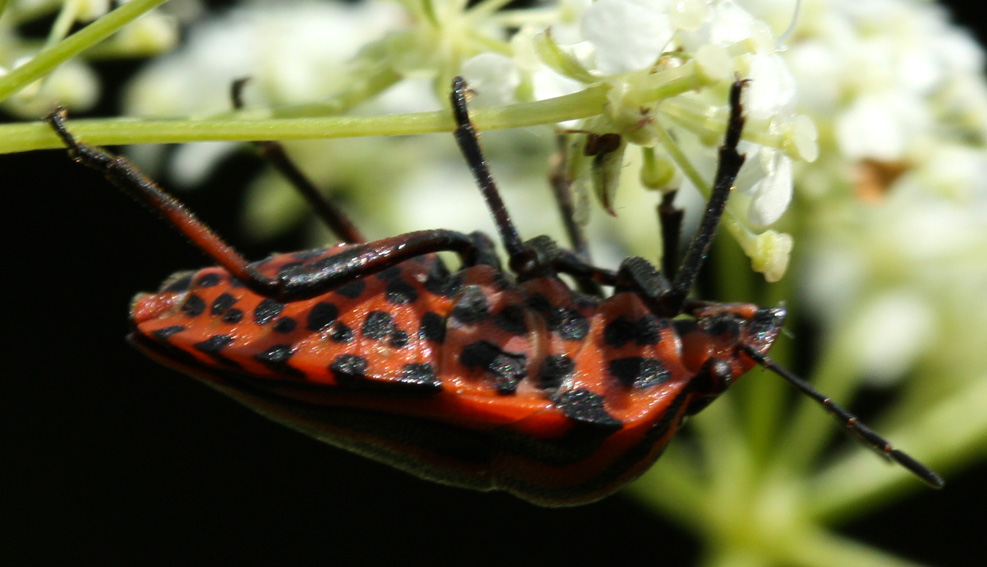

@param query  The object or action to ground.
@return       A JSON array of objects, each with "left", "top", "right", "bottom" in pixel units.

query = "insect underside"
[{"left": 47, "top": 78, "right": 943, "bottom": 506}]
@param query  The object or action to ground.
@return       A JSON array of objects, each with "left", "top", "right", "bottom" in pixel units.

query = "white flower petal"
[
  {"left": 581, "top": 0, "right": 674, "bottom": 74},
  {"left": 744, "top": 54, "right": 797, "bottom": 119},
  {"left": 461, "top": 53, "right": 521, "bottom": 106},
  {"left": 748, "top": 152, "right": 793, "bottom": 226}
]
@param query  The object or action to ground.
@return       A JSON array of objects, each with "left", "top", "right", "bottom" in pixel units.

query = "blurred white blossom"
[
  {"left": 120, "top": 0, "right": 813, "bottom": 280},
  {"left": 0, "top": 0, "right": 179, "bottom": 117}
]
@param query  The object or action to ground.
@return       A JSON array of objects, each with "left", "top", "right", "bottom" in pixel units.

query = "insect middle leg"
[{"left": 230, "top": 77, "right": 364, "bottom": 244}]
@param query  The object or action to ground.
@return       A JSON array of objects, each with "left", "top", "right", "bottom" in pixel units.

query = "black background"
[{"left": 4, "top": 2, "right": 985, "bottom": 565}]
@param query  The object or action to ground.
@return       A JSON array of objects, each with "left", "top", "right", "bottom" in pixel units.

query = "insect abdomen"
[{"left": 129, "top": 245, "right": 710, "bottom": 505}]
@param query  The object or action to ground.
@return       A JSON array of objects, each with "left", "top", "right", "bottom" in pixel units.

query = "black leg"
[
  {"left": 46, "top": 109, "right": 484, "bottom": 302},
  {"left": 658, "top": 190, "right": 683, "bottom": 281},
  {"left": 662, "top": 80, "right": 748, "bottom": 315},
  {"left": 547, "top": 136, "right": 607, "bottom": 295},
  {"left": 230, "top": 78, "right": 364, "bottom": 243},
  {"left": 549, "top": 135, "right": 591, "bottom": 262}
]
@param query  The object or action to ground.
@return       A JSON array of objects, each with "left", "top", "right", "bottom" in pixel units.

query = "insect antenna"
[
  {"left": 230, "top": 78, "right": 365, "bottom": 243},
  {"left": 741, "top": 345, "right": 945, "bottom": 489}
]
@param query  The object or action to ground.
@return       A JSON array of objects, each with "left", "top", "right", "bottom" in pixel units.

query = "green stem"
[
  {"left": 0, "top": 84, "right": 609, "bottom": 154},
  {"left": 243, "top": 66, "right": 405, "bottom": 120},
  {"left": 0, "top": 0, "right": 169, "bottom": 103}
]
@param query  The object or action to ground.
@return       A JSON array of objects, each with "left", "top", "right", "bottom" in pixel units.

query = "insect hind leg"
[{"left": 46, "top": 109, "right": 484, "bottom": 303}]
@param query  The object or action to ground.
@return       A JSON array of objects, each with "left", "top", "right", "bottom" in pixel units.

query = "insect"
[{"left": 46, "top": 78, "right": 943, "bottom": 506}]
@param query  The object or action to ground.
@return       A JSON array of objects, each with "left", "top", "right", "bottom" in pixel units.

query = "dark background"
[{"left": 4, "top": 1, "right": 985, "bottom": 564}]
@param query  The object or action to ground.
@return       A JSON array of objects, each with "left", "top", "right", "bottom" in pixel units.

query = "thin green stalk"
[
  {"left": 0, "top": 0, "right": 169, "bottom": 103},
  {"left": 46, "top": 1, "right": 80, "bottom": 49},
  {"left": 0, "top": 84, "right": 610, "bottom": 154},
  {"left": 242, "top": 66, "right": 405, "bottom": 120}
]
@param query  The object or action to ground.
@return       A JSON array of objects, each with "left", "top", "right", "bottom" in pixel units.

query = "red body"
[{"left": 130, "top": 243, "right": 784, "bottom": 506}]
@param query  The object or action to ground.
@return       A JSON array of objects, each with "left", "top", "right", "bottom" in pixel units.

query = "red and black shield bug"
[{"left": 45, "top": 78, "right": 943, "bottom": 506}]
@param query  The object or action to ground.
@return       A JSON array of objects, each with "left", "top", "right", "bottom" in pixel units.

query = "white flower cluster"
[
  {"left": 462, "top": 0, "right": 816, "bottom": 281},
  {"left": 0, "top": 0, "right": 179, "bottom": 117},
  {"left": 767, "top": 0, "right": 987, "bottom": 387},
  {"left": 118, "top": 0, "right": 812, "bottom": 281}
]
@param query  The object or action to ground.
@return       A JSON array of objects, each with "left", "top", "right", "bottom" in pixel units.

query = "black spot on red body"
[
  {"left": 193, "top": 334, "right": 239, "bottom": 367},
  {"left": 385, "top": 279, "right": 418, "bottom": 305},
  {"left": 452, "top": 286, "right": 490, "bottom": 324},
  {"left": 557, "top": 308, "right": 590, "bottom": 341},
  {"left": 255, "top": 344, "right": 302, "bottom": 377},
  {"left": 526, "top": 293, "right": 552, "bottom": 318},
  {"left": 702, "top": 314, "right": 741, "bottom": 339},
  {"left": 211, "top": 293, "right": 237, "bottom": 316},
  {"left": 609, "top": 357, "right": 670, "bottom": 388},
  {"left": 424, "top": 263, "right": 461, "bottom": 297},
  {"left": 525, "top": 294, "right": 588, "bottom": 340},
  {"left": 273, "top": 317, "right": 297, "bottom": 334},
  {"left": 419, "top": 312, "right": 446, "bottom": 343},
  {"left": 552, "top": 388, "right": 622, "bottom": 428},
  {"left": 363, "top": 311, "right": 396, "bottom": 341},
  {"left": 222, "top": 308, "right": 244, "bottom": 324},
  {"left": 459, "top": 340, "right": 527, "bottom": 394},
  {"left": 181, "top": 294, "right": 206, "bottom": 317},
  {"left": 330, "top": 322, "right": 354, "bottom": 343},
  {"left": 635, "top": 315, "right": 665, "bottom": 345},
  {"left": 493, "top": 304, "right": 528, "bottom": 336},
  {"left": 307, "top": 302, "right": 339, "bottom": 332},
  {"left": 389, "top": 330, "right": 410, "bottom": 349},
  {"left": 196, "top": 273, "right": 222, "bottom": 288},
  {"left": 604, "top": 316, "right": 664, "bottom": 347},
  {"left": 330, "top": 354, "right": 368, "bottom": 386},
  {"left": 400, "top": 363, "right": 442, "bottom": 390},
  {"left": 334, "top": 280, "right": 366, "bottom": 299},
  {"left": 194, "top": 334, "right": 234, "bottom": 353},
  {"left": 152, "top": 325, "right": 186, "bottom": 341},
  {"left": 603, "top": 316, "right": 636, "bottom": 347},
  {"left": 254, "top": 298, "right": 284, "bottom": 325}
]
